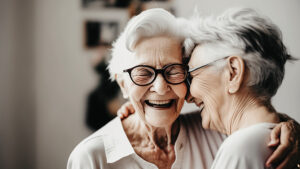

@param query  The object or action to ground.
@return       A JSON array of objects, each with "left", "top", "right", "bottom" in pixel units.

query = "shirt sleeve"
[
  {"left": 210, "top": 124, "right": 273, "bottom": 169},
  {"left": 67, "top": 145, "right": 95, "bottom": 169},
  {"left": 210, "top": 146, "right": 265, "bottom": 169}
]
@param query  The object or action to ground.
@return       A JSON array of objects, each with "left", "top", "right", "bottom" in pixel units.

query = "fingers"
[
  {"left": 268, "top": 123, "right": 281, "bottom": 147},
  {"left": 271, "top": 119, "right": 300, "bottom": 169},
  {"left": 117, "top": 105, "right": 129, "bottom": 119},
  {"left": 117, "top": 101, "right": 135, "bottom": 120},
  {"left": 266, "top": 142, "right": 291, "bottom": 168},
  {"left": 266, "top": 122, "right": 294, "bottom": 168},
  {"left": 275, "top": 148, "right": 298, "bottom": 169},
  {"left": 126, "top": 102, "right": 135, "bottom": 114}
]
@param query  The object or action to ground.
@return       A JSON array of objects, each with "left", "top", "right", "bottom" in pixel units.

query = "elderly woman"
[
  {"left": 68, "top": 8, "right": 299, "bottom": 169},
  {"left": 115, "top": 8, "right": 300, "bottom": 169},
  {"left": 68, "top": 9, "right": 228, "bottom": 169},
  {"left": 185, "top": 8, "right": 299, "bottom": 168}
]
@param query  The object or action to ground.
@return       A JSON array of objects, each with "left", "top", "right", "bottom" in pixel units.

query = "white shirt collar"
[
  {"left": 102, "top": 117, "right": 187, "bottom": 164},
  {"left": 102, "top": 117, "right": 135, "bottom": 163}
]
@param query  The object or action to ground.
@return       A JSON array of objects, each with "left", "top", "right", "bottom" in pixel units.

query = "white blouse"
[
  {"left": 211, "top": 123, "right": 276, "bottom": 169},
  {"left": 67, "top": 112, "right": 226, "bottom": 169}
]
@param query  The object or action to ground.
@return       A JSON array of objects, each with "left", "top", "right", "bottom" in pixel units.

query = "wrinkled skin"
[{"left": 117, "top": 102, "right": 300, "bottom": 169}]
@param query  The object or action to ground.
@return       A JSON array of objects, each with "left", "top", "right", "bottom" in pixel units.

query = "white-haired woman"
[
  {"left": 67, "top": 9, "right": 228, "bottom": 169},
  {"left": 115, "top": 8, "right": 300, "bottom": 169},
  {"left": 185, "top": 8, "right": 300, "bottom": 169},
  {"left": 68, "top": 8, "right": 299, "bottom": 169}
]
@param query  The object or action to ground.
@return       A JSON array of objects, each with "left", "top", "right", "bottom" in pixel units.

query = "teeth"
[{"left": 148, "top": 100, "right": 172, "bottom": 105}]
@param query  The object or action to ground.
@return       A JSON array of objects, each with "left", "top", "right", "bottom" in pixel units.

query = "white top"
[
  {"left": 67, "top": 113, "right": 226, "bottom": 169},
  {"left": 211, "top": 123, "right": 276, "bottom": 169}
]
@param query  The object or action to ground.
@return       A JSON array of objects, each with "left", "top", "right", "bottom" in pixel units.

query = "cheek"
[
  {"left": 171, "top": 84, "right": 187, "bottom": 112},
  {"left": 125, "top": 81, "right": 149, "bottom": 117},
  {"left": 190, "top": 78, "right": 205, "bottom": 98},
  {"left": 193, "top": 75, "right": 224, "bottom": 109},
  {"left": 191, "top": 72, "right": 222, "bottom": 97},
  {"left": 124, "top": 77, "right": 147, "bottom": 100},
  {"left": 172, "top": 83, "right": 187, "bottom": 99}
]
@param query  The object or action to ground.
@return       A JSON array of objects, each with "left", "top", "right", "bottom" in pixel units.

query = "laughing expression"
[
  {"left": 121, "top": 36, "right": 187, "bottom": 127},
  {"left": 188, "top": 45, "right": 226, "bottom": 131}
]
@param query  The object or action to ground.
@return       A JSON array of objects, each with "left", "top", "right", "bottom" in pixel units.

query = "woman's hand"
[
  {"left": 117, "top": 101, "right": 135, "bottom": 119},
  {"left": 118, "top": 104, "right": 300, "bottom": 168},
  {"left": 266, "top": 119, "right": 300, "bottom": 169}
]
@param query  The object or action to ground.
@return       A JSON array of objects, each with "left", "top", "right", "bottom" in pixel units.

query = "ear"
[
  {"left": 115, "top": 74, "right": 129, "bottom": 99},
  {"left": 226, "top": 56, "right": 245, "bottom": 94}
]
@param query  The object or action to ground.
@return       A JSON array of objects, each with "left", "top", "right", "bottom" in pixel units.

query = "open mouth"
[{"left": 145, "top": 99, "right": 175, "bottom": 108}]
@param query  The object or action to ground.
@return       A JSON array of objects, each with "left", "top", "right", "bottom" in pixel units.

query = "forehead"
[
  {"left": 188, "top": 43, "right": 226, "bottom": 68},
  {"left": 189, "top": 45, "right": 210, "bottom": 68},
  {"left": 133, "top": 36, "right": 182, "bottom": 66}
]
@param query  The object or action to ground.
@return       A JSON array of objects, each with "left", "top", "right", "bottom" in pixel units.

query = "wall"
[
  {"left": 175, "top": 0, "right": 300, "bottom": 122},
  {"left": 0, "top": 0, "right": 18, "bottom": 168},
  {"left": 0, "top": 0, "right": 36, "bottom": 168},
  {"left": 34, "top": 1, "right": 300, "bottom": 169},
  {"left": 34, "top": 0, "right": 95, "bottom": 169}
]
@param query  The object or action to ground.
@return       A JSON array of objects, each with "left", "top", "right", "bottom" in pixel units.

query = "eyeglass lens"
[{"left": 130, "top": 64, "right": 187, "bottom": 86}]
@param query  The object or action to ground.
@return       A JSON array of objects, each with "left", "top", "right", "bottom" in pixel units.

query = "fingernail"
[{"left": 268, "top": 140, "right": 278, "bottom": 146}]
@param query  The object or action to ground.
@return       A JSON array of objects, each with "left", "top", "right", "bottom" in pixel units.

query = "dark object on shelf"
[
  {"left": 105, "top": 0, "right": 132, "bottom": 8},
  {"left": 86, "top": 21, "right": 100, "bottom": 47},
  {"left": 86, "top": 61, "right": 119, "bottom": 130},
  {"left": 85, "top": 21, "right": 119, "bottom": 48}
]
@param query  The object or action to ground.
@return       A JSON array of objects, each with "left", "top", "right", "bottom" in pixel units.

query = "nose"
[
  {"left": 186, "top": 93, "right": 195, "bottom": 103},
  {"left": 150, "top": 74, "right": 170, "bottom": 95}
]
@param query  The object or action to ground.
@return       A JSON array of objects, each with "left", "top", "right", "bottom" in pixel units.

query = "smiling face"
[
  {"left": 188, "top": 45, "right": 227, "bottom": 131},
  {"left": 119, "top": 36, "right": 187, "bottom": 127}
]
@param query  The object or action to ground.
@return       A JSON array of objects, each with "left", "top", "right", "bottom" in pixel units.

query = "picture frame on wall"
[
  {"left": 82, "top": 0, "right": 132, "bottom": 8},
  {"left": 84, "top": 20, "right": 119, "bottom": 48}
]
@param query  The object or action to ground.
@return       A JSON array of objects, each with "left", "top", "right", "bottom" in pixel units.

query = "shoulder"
[
  {"left": 67, "top": 118, "right": 121, "bottom": 169},
  {"left": 211, "top": 123, "right": 276, "bottom": 169},
  {"left": 67, "top": 132, "right": 107, "bottom": 169},
  {"left": 221, "top": 123, "right": 275, "bottom": 154}
]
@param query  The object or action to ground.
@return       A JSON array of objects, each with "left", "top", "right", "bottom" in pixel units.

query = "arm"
[
  {"left": 117, "top": 103, "right": 300, "bottom": 169},
  {"left": 266, "top": 113, "right": 300, "bottom": 169}
]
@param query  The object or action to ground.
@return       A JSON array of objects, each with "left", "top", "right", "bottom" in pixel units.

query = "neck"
[
  {"left": 224, "top": 91, "right": 279, "bottom": 135},
  {"left": 122, "top": 113, "right": 180, "bottom": 149}
]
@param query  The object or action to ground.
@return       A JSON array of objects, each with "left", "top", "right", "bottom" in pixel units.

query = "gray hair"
[
  {"left": 108, "top": 8, "right": 188, "bottom": 80},
  {"left": 186, "top": 8, "right": 294, "bottom": 101}
]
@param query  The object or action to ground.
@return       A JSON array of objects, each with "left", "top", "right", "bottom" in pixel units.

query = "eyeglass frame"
[
  {"left": 123, "top": 63, "right": 189, "bottom": 86},
  {"left": 187, "top": 56, "right": 229, "bottom": 86}
]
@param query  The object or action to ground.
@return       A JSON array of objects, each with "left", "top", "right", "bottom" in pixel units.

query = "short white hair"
[
  {"left": 108, "top": 8, "right": 189, "bottom": 80},
  {"left": 185, "top": 8, "right": 294, "bottom": 101}
]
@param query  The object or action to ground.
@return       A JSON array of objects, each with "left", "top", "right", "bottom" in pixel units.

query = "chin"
[{"left": 143, "top": 99, "right": 181, "bottom": 127}]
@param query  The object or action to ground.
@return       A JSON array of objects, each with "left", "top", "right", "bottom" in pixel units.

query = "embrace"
[{"left": 68, "top": 8, "right": 300, "bottom": 169}]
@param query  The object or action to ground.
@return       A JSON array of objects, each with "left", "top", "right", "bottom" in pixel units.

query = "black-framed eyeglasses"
[
  {"left": 123, "top": 64, "right": 188, "bottom": 86},
  {"left": 187, "top": 56, "right": 229, "bottom": 86}
]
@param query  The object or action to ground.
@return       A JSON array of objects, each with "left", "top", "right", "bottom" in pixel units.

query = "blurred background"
[{"left": 0, "top": 0, "right": 299, "bottom": 169}]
